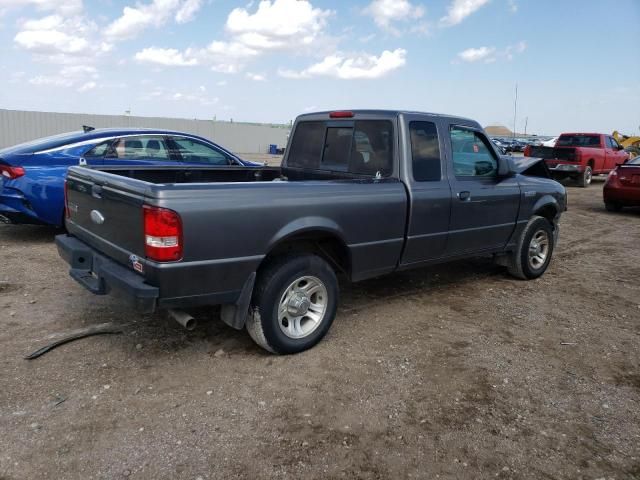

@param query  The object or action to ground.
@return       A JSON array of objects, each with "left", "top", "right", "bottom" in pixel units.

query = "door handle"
[
  {"left": 91, "top": 184, "right": 103, "bottom": 199},
  {"left": 457, "top": 191, "right": 471, "bottom": 201}
]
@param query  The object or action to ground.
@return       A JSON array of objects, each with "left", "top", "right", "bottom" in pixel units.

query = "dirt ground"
[{"left": 1, "top": 179, "right": 639, "bottom": 480}]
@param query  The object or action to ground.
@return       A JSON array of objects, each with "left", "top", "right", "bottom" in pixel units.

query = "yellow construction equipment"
[{"left": 613, "top": 130, "right": 640, "bottom": 157}]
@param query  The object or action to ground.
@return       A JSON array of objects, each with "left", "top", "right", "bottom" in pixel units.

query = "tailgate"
[
  {"left": 529, "top": 146, "right": 578, "bottom": 162},
  {"left": 65, "top": 166, "right": 148, "bottom": 265}
]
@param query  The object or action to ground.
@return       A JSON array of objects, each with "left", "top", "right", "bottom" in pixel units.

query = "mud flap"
[{"left": 220, "top": 272, "right": 256, "bottom": 330}]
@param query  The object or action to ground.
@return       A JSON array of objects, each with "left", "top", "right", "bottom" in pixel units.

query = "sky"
[{"left": 0, "top": 0, "right": 639, "bottom": 135}]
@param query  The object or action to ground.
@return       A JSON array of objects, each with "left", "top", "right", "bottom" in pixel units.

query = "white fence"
[{"left": 0, "top": 109, "right": 291, "bottom": 154}]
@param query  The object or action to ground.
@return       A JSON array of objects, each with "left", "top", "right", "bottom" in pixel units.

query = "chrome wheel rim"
[
  {"left": 277, "top": 276, "right": 328, "bottom": 339},
  {"left": 528, "top": 230, "right": 550, "bottom": 270},
  {"left": 585, "top": 168, "right": 592, "bottom": 184}
]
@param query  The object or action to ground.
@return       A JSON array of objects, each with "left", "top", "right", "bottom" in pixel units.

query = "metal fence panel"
[{"left": 0, "top": 109, "right": 291, "bottom": 153}]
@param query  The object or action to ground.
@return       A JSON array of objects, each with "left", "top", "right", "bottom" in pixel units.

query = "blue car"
[{"left": 0, "top": 128, "right": 259, "bottom": 227}]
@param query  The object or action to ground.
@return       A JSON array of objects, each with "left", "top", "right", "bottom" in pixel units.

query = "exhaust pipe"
[{"left": 168, "top": 309, "right": 197, "bottom": 331}]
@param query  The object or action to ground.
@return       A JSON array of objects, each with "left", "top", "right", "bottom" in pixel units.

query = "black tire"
[
  {"left": 577, "top": 166, "right": 592, "bottom": 188},
  {"left": 246, "top": 254, "right": 338, "bottom": 354},
  {"left": 507, "top": 216, "right": 555, "bottom": 280},
  {"left": 605, "top": 202, "right": 622, "bottom": 212}
]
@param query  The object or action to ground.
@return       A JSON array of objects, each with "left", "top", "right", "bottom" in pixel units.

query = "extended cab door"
[
  {"left": 399, "top": 117, "right": 452, "bottom": 266},
  {"left": 445, "top": 124, "right": 520, "bottom": 256}
]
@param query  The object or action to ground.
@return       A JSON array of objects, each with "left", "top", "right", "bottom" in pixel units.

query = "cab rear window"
[
  {"left": 556, "top": 135, "right": 601, "bottom": 148},
  {"left": 288, "top": 120, "right": 393, "bottom": 176}
]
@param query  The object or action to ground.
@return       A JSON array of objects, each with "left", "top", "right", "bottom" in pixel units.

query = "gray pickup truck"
[{"left": 56, "top": 110, "right": 566, "bottom": 354}]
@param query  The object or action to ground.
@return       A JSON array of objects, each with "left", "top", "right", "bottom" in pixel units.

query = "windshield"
[{"left": 556, "top": 134, "right": 600, "bottom": 148}]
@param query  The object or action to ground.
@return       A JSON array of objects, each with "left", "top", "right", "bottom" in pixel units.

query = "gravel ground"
[{"left": 1, "top": 179, "right": 639, "bottom": 480}]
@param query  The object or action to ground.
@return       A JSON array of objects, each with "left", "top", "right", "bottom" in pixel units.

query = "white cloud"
[
  {"left": 457, "top": 41, "right": 526, "bottom": 63},
  {"left": 132, "top": 0, "right": 334, "bottom": 73},
  {"left": 246, "top": 72, "right": 266, "bottom": 81},
  {"left": 458, "top": 46, "right": 495, "bottom": 62},
  {"left": 363, "top": 0, "right": 425, "bottom": 33},
  {"left": 135, "top": 47, "right": 199, "bottom": 66},
  {"left": 78, "top": 81, "right": 97, "bottom": 92},
  {"left": 279, "top": 48, "right": 407, "bottom": 80},
  {"left": 14, "top": 14, "right": 112, "bottom": 61},
  {"left": 226, "top": 0, "right": 332, "bottom": 50},
  {"left": 0, "top": 0, "right": 82, "bottom": 15},
  {"left": 29, "top": 65, "right": 99, "bottom": 90},
  {"left": 508, "top": 0, "right": 517, "bottom": 13},
  {"left": 440, "top": 0, "right": 490, "bottom": 27},
  {"left": 216, "top": 80, "right": 227, "bottom": 86},
  {"left": 104, "top": 0, "right": 200, "bottom": 41},
  {"left": 175, "top": 0, "right": 201, "bottom": 23},
  {"left": 143, "top": 86, "right": 218, "bottom": 105}
]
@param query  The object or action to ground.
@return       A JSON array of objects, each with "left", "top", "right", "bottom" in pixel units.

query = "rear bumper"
[
  {"left": 0, "top": 189, "right": 45, "bottom": 225},
  {"left": 603, "top": 185, "right": 640, "bottom": 205},
  {"left": 547, "top": 163, "right": 584, "bottom": 173},
  {"left": 56, "top": 234, "right": 159, "bottom": 312}
]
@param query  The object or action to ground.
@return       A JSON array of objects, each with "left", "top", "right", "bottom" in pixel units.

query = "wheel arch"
[
  {"left": 261, "top": 218, "right": 352, "bottom": 277},
  {"left": 531, "top": 196, "right": 560, "bottom": 226}
]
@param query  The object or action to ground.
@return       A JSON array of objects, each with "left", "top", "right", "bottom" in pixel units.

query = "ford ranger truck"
[
  {"left": 524, "top": 133, "right": 629, "bottom": 187},
  {"left": 56, "top": 110, "right": 567, "bottom": 354}
]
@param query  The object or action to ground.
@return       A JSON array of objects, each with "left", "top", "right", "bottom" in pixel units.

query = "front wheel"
[
  {"left": 246, "top": 254, "right": 338, "bottom": 354},
  {"left": 507, "top": 216, "right": 555, "bottom": 280},
  {"left": 577, "top": 166, "right": 592, "bottom": 187}
]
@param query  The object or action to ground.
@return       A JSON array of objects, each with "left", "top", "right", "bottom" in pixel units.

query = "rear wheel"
[
  {"left": 246, "top": 254, "right": 338, "bottom": 354},
  {"left": 605, "top": 201, "right": 622, "bottom": 212},
  {"left": 577, "top": 166, "right": 592, "bottom": 188},
  {"left": 507, "top": 216, "right": 555, "bottom": 280}
]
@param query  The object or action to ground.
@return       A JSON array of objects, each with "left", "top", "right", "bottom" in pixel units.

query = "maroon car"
[{"left": 603, "top": 156, "right": 640, "bottom": 211}]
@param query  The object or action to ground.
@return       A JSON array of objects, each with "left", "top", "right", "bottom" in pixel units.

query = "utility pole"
[
  {"left": 524, "top": 116, "right": 528, "bottom": 136},
  {"left": 513, "top": 83, "right": 518, "bottom": 138}
]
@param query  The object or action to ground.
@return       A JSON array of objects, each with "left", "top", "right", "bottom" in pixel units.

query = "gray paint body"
[{"left": 58, "top": 110, "right": 567, "bottom": 315}]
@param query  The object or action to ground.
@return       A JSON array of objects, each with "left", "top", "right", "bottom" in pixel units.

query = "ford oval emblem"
[{"left": 90, "top": 210, "right": 105, "bottom": 225}]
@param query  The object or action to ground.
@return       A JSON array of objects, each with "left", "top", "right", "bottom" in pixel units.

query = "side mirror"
[
  {"left": 617, "top": 145, "right": 625, "bottom": 151},
  {"left": 498, "top": 156, "right": 514, "bottom": 177}
]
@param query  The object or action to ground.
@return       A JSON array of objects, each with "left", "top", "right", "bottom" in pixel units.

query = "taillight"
[
  {"left": 64, "top": 180, "right": 70, "bottom": 219},
  {"left": 143, "top": 205, "right": 183, "bottom": 262},
  {"left": 0, "top": 164, "right": 25, "bottom": 179}
]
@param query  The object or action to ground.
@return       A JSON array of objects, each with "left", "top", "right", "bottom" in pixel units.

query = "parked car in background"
[
  {"left": 543, "top": 136, "right": 559, "bottom": 147},
  {"left": 523, "top": 133, "right": 629, "bottom": 187},
  {"left": 0, "top": 128, "right": 259, "bottom": 227},
  {"left": 603, "top": 156, "right": 640, "bottom": 211},
  {"left": 491, "top": 138, "right": 510, "bottom": 155},
  {"left": 56, "top": 109, "right": 566, "bottom": 354}
]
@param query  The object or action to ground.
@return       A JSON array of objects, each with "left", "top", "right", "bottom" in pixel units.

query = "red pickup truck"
[{"left": 524, "top": 133, "right": 629, "bottom": 187}]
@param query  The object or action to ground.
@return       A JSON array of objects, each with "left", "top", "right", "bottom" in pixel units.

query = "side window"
[
  {"left": 409, "top": 121, "right": 441, "bottom": 181},
  {"left": 610, "top": 137, "right": 620, "bottom": 149},
  {"left": 449, "top": 126, "right": 498, "bottom": 177},
  {"left": 349, "top": 120, "right": 393, "bottom": 176},
  {"left": 110, "top": 136, "right": 171, "bottom": 160},
  {"left": 171, "top": 137, "right": 230, "bottom": 165},
  {"left": 84, "top": 140, "right": 112, "bottom": 158},
  {"left": 288, "top": 121, "right": 324, "bottom": 169}
]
